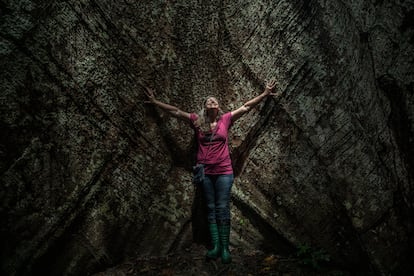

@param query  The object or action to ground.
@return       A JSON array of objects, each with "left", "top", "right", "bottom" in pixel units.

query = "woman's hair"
[{"left": 194, "top": 96, "right": 224, "bottom": 133}]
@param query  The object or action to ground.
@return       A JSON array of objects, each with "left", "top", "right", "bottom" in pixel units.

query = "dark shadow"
[
  {"left": 232, "top": 195, "right": 295, "bottom": 255},
  {"left": 191, "top": 184, "right": 210, "bottom": 248}
]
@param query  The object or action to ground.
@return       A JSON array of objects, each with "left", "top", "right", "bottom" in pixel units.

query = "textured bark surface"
[{"left": 1, "top": 0, "right": 414, "bottom": 275}]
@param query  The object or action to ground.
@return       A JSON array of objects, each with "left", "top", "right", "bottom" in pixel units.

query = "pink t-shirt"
[{"left": 190, "top": 112, "right": 233, "bottom": 175}]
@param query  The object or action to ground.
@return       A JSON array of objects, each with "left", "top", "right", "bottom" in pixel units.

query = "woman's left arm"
[{"left": 231, "top": 79, "right": 279, "bottom": 122}]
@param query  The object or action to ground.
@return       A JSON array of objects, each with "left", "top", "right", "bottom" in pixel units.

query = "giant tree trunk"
[{"left": 1, "top": 0, "right": 413, "bottom": 275}]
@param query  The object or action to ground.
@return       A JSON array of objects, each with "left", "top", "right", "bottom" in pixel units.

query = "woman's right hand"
[
  {"left": 144, "top": 87, "right": 156, "bottom": 103},
  {"left": 143, "top": 86, "right": 191, "bottom": 121}
]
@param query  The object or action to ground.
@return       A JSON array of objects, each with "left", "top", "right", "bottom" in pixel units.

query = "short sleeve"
[
  {"left": 190, "top": 113, "right": 198, "bottom": 129},
  {"left": 222, "top": 112, "right": 233, "bottom": 130}
]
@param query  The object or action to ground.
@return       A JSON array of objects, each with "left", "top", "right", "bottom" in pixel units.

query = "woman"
[{"left": 144, "top": 79, "right": 278, "bottom": 264}]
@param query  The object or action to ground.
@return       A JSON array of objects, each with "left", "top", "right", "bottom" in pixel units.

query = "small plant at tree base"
[
  {"left": 296, "top": 243, "right": 331, "bottom": 270},
  {"left": 238, "top": 218, "right": 246, "bottom": 239}
]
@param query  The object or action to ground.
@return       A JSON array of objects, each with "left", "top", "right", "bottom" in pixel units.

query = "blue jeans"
[{"left": 201, "top": 174, "right": 234, "bottom": 223}]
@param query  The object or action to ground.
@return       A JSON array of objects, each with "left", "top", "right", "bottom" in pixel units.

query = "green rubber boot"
[
  {"left": 206, "top": 223, "right": 221, "bottom": 260},
  {"left": 218, "top": 223, "right": 232, "bottom": 264}
]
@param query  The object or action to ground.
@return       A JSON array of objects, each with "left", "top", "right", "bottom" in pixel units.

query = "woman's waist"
[
  {"left": 203, "top": 161, "right": 233, "bottom": 174},
  {"left": 198, "top": 154, "right": 231, "bottom": 165}
]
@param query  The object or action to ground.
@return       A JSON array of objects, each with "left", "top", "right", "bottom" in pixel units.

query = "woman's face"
[
  {"left": 205, "top": 97, "right": 219, "bottom": 109},
  {"left": 205, "top": 97, "right": 219, "bottom": 117}
]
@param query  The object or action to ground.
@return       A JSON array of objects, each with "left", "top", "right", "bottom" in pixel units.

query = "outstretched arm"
[
  {"left": 145, "top": 87, "right": 191, "bottom": 121},
  {"left": 231, "top": 79, "right": 279, "bottom": 122}
]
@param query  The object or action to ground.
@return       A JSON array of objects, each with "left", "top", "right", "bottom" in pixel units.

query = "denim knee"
[{"left": 202, "top": 174, "right": 234, "bottom": 223}]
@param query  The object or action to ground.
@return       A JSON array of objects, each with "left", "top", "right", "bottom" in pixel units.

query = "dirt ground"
[{"left": 94, "top": 244, "right": 353, "bottom": 276}]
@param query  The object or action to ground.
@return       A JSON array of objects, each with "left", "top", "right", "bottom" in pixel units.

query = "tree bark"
[{"left": 1, "top": 0, "right": 413, "bottom": 275}]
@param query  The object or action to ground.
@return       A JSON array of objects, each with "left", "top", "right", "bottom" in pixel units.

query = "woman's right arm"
[{"left": 145, "top": 87, "right": 191, "bottom": 121}]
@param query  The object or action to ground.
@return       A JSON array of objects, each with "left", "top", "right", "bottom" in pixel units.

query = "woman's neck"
[{"left": 208, "top": 114, "right": 217, "bottom": 122}]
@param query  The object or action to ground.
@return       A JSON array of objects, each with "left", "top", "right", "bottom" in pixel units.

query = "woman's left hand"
[{"left": 265, "top": 79, "right": 277, "bottom": 95}]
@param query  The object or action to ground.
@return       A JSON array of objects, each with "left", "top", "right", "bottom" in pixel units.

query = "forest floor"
[{"left": 94, "top": 244, "right": 354, "bottom": 276}]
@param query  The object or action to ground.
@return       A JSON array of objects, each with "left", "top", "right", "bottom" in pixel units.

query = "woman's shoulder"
[
  {"left": 190, "top": 113, "right": 198, "bottom": 121},
  {"left": 189, "top": 113, "right": 199, "bottom": 129},
  {"left": 219, "top": 112, "right": 233, "bottom": 128},
  {"left": 221, "top": 112, "right": 232, "bottom": 120}
]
